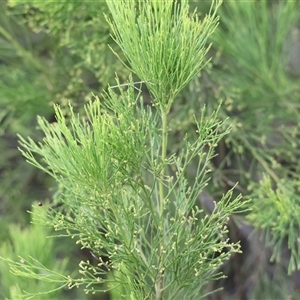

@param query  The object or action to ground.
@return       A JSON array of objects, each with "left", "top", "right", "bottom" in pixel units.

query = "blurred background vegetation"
[{"left": 1, "top": 0, "right": 300, "bottom": 299}]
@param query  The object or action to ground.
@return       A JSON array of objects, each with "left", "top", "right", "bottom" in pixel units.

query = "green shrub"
[{"left": 1, "top": 0, "right": 300, "bottom": 299}]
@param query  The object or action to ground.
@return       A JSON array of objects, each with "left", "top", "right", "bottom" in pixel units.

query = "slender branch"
[
  {"left": 241, "top": 136, "right": 280, "bottom": 182},
  {"left": 159, "top": 109, "right": 168, "bottom": 216},
  {"left": 0, "top": 25, "right": 53, "bottom": 91},
  {"left": 155, "top": 107, "right": 168, "bottom": 300}
]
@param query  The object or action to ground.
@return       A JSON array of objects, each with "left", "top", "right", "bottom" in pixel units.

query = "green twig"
[{"left": 0, "top": 25, "right": 53, "bottom": 90}]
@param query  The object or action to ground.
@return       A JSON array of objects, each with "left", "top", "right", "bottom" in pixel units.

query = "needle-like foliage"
[
  {"left": 106, "top": 0, "right": 221, "bottom": 112},
  {"left": 2, "top": 1, "right": 248, "bottom": 299},
  {"left": 15, "top": 83, "right": 245, "bottom": 299}
]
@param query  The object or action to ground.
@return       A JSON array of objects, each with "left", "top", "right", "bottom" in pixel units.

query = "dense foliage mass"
[{"left": 0, "top": 1, "right": 300, "bottom": 299}]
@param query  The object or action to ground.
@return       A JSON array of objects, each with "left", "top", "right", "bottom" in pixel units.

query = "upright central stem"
[
  {"left": 159, "top": 110, "right": 168, "bottom": 216},
  {"left": 156, "top": 109, "right": 168, "bottom": 300}
]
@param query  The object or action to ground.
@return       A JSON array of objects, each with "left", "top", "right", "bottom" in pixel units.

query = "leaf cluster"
[
  {"left": 106, "top": 0, "right": 221, "bottom": 112},
  {"left": 0, "top": 205, "right": 69, "bottom": 300},
  {"left": 0, "top": 0, "right": 128, "bottom": 240},
  {"left": 248, "top": 176, "right": 300, "bottom": 275}
]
